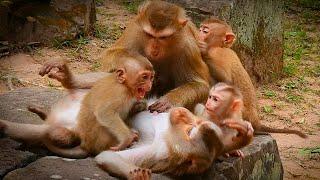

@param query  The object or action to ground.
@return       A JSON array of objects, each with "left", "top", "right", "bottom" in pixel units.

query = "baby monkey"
[
  {"left": 195, "top": 82, "right": 253, "bottom": 157},
  {"left": 198, "top": 18, "right": 307, "bottom": 138},
  {"left": 0, "top": 52, "right": 155, "bottom": 157}
]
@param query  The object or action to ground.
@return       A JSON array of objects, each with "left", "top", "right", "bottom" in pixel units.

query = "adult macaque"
[
  {"left": 0, "top": 53, "right": 155, "bottom": 157},
  {"left": 195, "top": 83, "right": 253, "bottom": 157},
  {"left": 198, "top": 18, "right": 307, "bottom": 138},
  {"left": 100, "top": 0, "right": 211, "bottom": 112},
  {"left": 95, "top": 105, "right": 252, "bottom": 179}
]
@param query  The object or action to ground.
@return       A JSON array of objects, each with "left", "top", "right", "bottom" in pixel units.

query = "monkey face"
[{"left": 127, "top": 70, "right": 154, "bottom": 100}]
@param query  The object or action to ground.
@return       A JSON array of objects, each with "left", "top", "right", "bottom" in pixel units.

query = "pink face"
[
  {"left": 205, "top": 88, "right": 230, "bottom": 117},
  {"left": 143, "top": 25, "right": 175, "bottom": 61},
  {"left": 199, "top": 25, "right": 210, "bottom": 42}
]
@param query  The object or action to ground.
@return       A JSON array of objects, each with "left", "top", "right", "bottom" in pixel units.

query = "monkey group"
[{"left": 0, "top": 0, "right": 306, "bottom": 179}]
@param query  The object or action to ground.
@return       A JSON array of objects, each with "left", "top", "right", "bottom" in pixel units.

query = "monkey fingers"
[
  {"left": 48, "top": 71, "right": 66, "bottom": 82},
  {"left": 223, "top": 119, "right": 248, "bottom": 135},
  {"left": 228, "top": 150, "right": 244, "bottom": 158},
  {"left": 110, "top": 132, "right": 139, "bottom": 151},
  {"left": 148, "top": 99, "right": 172, "bottom": 113},
  {"left": 128, "top": 168, "right": 151, "bottom": 180},
  {"left": 39, "top": 60, "right": 67, "bottom": 77}
]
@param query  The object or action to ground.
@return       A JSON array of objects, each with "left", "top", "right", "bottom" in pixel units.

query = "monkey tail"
[
  {"left": 27, "top": 105, "right": 48, "bottom": 120},
  {"left": 256, "top": 124, "right": 307, "bottom": 138},
  {"left": 44, "top": 142, "right": 89, "bottom": 159}
]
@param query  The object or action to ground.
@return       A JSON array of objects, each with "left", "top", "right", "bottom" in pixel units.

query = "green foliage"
[
  {"left": 121, "top": 0, "right": 143, "bottom": 13},
  {"left": 286, "top": 93, "right": 303, "bottom": 103},
  {"left": 298, "top": 0, "right": 320, "bottom": 10},
  {"left": 90, "top": 61, "right": 102, "bottom": 71},
  {"left": 284, "top": 81, "right": 298, "bottom": 90},
  {"left": 299, "top": 146, "right": 320, "bottom": 155},
  {"left": 263, "top": 90, "right": 277, "bottom": 98},
  {"left": 94, "top": 23, "right": 122, "bottom": 40},
  {"left": 263, "top": 106, "right": 274, "bottom": 114}
]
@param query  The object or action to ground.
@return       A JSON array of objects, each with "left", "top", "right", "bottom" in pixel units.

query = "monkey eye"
[
  {"left": 142, "top": 74, "right": 149, "bottom": 80},
  {"left": 213, "top": 97, "right": 218, "bottom": 101}
]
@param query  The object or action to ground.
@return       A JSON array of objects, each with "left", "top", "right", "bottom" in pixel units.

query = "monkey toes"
[
  {"left": 128, "top": 168, "right": 151, "bottom": 180},
  {"left": 170, "top": 107, "right": 191, "bottom": 124}
]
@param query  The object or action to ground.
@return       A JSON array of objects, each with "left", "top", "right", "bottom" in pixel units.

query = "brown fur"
[
  {"left": 100, "top": 0, "right": 211, "bottom": 112},
  {"left": 77, "top": 56, "right": 154, "bottom": 155},
  {"left": 199, "top": 19, "right": 307, "bottom": 138}
]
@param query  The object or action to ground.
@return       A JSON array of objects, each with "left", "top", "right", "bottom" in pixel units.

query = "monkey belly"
[{"left": 47, "top": 90, "right": 88, "bottom": 130}]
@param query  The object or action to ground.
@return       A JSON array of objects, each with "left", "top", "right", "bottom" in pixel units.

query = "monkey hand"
[
  {"left": 198, "top": 41, "right": 208, "bottom": 55},
  {"left": 224, "top": 150, "right": 244, "bottom": 158},
  {"left": 131, "top": 101, "right": 147, "bottom": 114},
  {"left": 39, "top": 60, "right": 73, "bottom": 87},
  {"left": 223, "top": 119, "right": 254, "bottom": 147},
  {"left": 128, "top": 168, "right": 151, "bottom": 180},
  {"left": 148, "top": 97, "right": 173, "bottom": 113},
  {"left": 110, "top": 130, "right": 139, "bottom": 151}
]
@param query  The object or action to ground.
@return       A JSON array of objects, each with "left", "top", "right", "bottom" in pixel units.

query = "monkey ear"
[
  {"left": 231, "top": 99, "right": 242, "bottom": 112},
  {"left": 178, "top": 19, "right": 188, "bottom": 27},
  {"left": 225, "top": 33, "right": 236, "bottom": 46},
  {"left": 116, "top": 68, "right": 126, "bottom": 84}
]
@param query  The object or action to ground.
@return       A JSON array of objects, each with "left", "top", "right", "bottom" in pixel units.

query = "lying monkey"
[
  {"left": 95, "top": 104, "right": 253, "bottom": 179},
  {"left": 0, "top": 52, "right": 154, "bottom": 157}
]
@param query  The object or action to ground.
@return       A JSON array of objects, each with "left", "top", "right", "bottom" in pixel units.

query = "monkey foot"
[{"left": 128, "top": 168, "right": 151, "bottom": 180}]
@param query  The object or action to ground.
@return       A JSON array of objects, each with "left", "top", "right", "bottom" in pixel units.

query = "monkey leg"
[
  {"left": 96, "top": 151, "right": 151, "bottom": 179},
  {"left": 0, "top": 119, "right": 49, "bottom": 143},
  {"left": 27, "top": 104, "right": 48, "bottom": 120},
  {"left": 44, "top": 142, "right": 88, "bottom": 159},
  {"left": 46, "top": 126, "right": 81, "bottom": 148}
]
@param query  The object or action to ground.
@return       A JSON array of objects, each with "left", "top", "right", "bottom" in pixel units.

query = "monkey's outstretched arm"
[
  {"left": 166, "top": 80, "right": 209, "bottom": 109},
  {"left": 39, "top": 60, "right": 108, "bottom": 89},
  {"left": 71, "top": 72, "right": 109, "bottom": 89}
]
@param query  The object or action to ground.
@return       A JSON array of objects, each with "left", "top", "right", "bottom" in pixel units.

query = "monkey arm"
[
  {"left": 70, "top": 72, "right": 109, "bottom": 89},
  {"left": 221, "top": 120, "right": 254, "bottom": 153},
  {"left": 164, "top": 80, "right": 209, "bottom": 109},
  {"left": 95, "top": 109, "right": 132, "bottom": 144}
]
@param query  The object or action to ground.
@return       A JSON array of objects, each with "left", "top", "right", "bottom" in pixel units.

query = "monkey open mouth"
[{"left": 137, "top": 87, "right": 146, "bottom": 100}]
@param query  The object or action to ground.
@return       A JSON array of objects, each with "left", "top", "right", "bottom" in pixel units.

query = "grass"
[
  {"left": 262, "top": 105, "right": 274, "bottom": 114},
  {"left": 263, "top": 90, "right": 277, "bottom": 98},
  {"left": 120, "top": 0, "right": 143, "bottom": 13},
  {"left": 299, "top": 146, "right": 320, "bottom": 156}
]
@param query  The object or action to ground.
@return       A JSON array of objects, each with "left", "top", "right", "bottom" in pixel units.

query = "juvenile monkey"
[
  {"left": 198, "top": 18, "right": 307, "bottom": 138},
  {"left": 195, "top": 83, "right": 253, "bottom": 157},
  {"left": 78, "top": 54, "right": 154, "bottom": 154},
  {"left": 95, "top": 105, "right": 252, "bottom": 179},
  {"left": 0, "top": 53, "right": 155, "bottom": 157}
]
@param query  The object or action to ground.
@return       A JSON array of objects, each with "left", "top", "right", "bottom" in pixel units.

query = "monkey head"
[
  {"left": 116, "top": 56, "right": 155, "bottom": 100},
  {"left": 205, "top": 83, "right": 243, "bottom": 121},
  {"left": 166, "top": 107, "right": 223, "bottom": 175},
  {"left": 199, "top": 18, "right": 236, "bottom": 48},
  {"left": 137, "top": 0, "right": 188, "bottom": 61}
]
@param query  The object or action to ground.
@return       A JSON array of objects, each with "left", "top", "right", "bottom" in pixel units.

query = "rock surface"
[
  {"left": 0, "top": 88, "right": 283, "bottom": 179},
  {"left": 168, "top": 0, "right": 284, "bottom": 84},
  {"left": 0, "top": 0, "right": 96, "bottom": 44}
]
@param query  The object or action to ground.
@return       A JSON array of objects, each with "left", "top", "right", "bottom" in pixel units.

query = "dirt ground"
[{"left": 0, "top": 1, "right": 319, "bottom": 180}]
